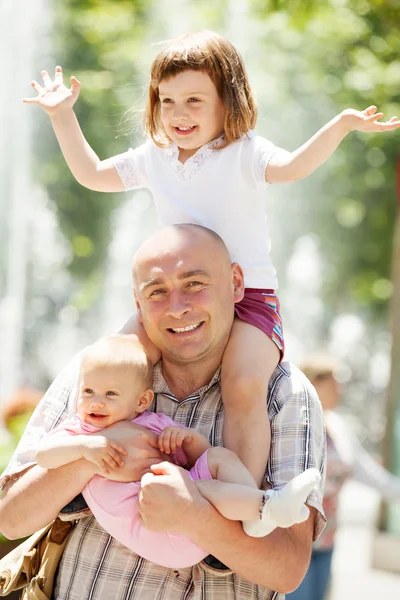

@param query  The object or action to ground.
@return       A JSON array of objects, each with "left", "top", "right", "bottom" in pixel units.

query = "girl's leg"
[
  {"left": 119, "top": 313, "right": 161, "bottom": 365},
  {"left": 196, "top": 447, "right": 320, "bottom": 531},
  {"left": 196, "top": 446, "right": 263, "bottom": 521},
  {"left": 221, "top": 318, "right": 280, "bottom": 486}
]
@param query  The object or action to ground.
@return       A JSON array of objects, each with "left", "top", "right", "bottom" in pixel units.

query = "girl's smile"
[{"left": 158, "top": 70, "right": 225, "bottom": 161}]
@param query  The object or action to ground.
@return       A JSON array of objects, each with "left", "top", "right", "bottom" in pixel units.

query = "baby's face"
[{"left": 77, "top": 364, "right": 145, "bottom": 427}]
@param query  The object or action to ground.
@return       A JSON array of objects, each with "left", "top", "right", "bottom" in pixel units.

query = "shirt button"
[{"left": 173, "top": 570, "right": 179, "bottom": 577}]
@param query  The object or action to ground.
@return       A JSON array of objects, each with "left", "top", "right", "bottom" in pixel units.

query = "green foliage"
[
  {"left": 36, "top": 0, "right": 149, "bottom": 283},
  {"left": 253, "top": 0, "right": 400, "bottom": 317}
]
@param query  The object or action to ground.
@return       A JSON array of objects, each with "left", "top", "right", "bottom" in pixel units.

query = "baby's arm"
[
  {"left": 36, "top": 432, "right": 127, "bottom": 474},
  {"left": 266, "top": 106, "right": 400, "bottom": 184},
  {"left": 24, "top": 66, "right": 124, "bottom": 192},
  {"left": 158, "top": 426, "right": 211, "bottom": 468}
]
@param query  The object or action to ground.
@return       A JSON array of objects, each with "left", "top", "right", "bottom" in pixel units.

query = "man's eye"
[
  {"left": 187, "top": 281, "right": 203, "bottom": 288},
  {"left": 149, "top": 289, "right": 165, "bottom": 297}
]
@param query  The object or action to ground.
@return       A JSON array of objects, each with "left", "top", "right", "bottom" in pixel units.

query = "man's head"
[
  {"left": 299, "top": 354, "right": 341, "bottom": 411},
  {"left": 132, "top": 224, "right": 244, "bottom": 367},
  {"left": 77, "top": 335, "right": 154, "bottom": 427}
]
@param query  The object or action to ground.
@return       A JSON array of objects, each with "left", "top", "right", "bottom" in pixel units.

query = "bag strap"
[{"left": 35, "top": 518, "right": 75, "bottom": 598}]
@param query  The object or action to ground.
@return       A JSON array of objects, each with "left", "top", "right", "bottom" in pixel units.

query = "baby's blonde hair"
[
  {"left": 80, "top": 335, "right": 153, "bottom": 389},
  {"left": 145, "top": 30, "right": 257, "bottom": 148}
]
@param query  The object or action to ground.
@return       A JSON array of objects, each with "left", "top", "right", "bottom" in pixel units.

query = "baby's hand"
[
  {"left": 82, "top": 436, "right": 128, "bottom": 475},
  {"left": 158, "top": 426, "right": 193, "bottom": 455},
  {"left": 342, "top": 106, "right": 400, "bottom": 133},
  {"left": 23, "top": 66, "right": 81, "bottom": 116}
]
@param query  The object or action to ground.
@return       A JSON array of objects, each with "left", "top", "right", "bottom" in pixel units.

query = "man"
[{"left": 0, "top": 224, "right": 326, "bottom": 599}]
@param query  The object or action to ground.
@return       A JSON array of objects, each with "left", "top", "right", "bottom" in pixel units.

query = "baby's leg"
[
  {"left": 119, "top": 313, "right": 161, "bottom": 365},
  {"left": 196, "top": 447, "right": 320, "bottom": 534},
  {"left": 196, "top": 446, "right": 263, "bottom": 521},
  {"left": 221, "top": 318, "right": 280, "bottom": 486}
]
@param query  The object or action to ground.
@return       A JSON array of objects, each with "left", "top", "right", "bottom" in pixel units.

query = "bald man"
[{"left": 0, "top": 225, "right": 326, "bottom": 600}]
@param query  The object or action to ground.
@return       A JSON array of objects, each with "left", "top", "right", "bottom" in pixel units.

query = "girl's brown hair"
[{"left": 145, "top": 30, "right": 257, "bottom": 148}]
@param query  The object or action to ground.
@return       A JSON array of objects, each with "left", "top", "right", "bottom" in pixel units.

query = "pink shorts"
[
  {"left": 188, "top": 449, "right": 213, "bottom": 481},
  {"left": 234, "top": 288, "right": 285, "bottom": 359}
]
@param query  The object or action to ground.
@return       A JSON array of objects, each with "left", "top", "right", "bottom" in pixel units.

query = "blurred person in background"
[{"left": 287, "top": 354, "right": 400, "bottom": 600}]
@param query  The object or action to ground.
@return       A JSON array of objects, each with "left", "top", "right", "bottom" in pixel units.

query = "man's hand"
[
  {"left": 138, "top": 462, "right": 208, "bottom": 534},
  {"left": 342, "top": 105, "right": 400, "bottom": 132},
  {"left": 81, "top": 436, "right": 127, "bottom": 474},
  {"left": 94, "top": 421, "right": 167, "bottom": 482}
]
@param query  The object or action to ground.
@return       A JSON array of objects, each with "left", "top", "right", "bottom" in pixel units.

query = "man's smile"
[{"left": 167, "top": 321, "right": 204, "bottom": 334}]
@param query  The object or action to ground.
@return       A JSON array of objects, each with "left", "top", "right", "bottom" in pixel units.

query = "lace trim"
[
  {"left": 164, "top": 136, "right": 225, "bottom": 181},
  {"left": 113, "top": 154, "right": 143, "bottom": 190}
]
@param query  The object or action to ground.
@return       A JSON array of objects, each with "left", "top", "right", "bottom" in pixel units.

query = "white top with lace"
[{"left": 112, "top": 131, "right": 279, "bottom": 288}]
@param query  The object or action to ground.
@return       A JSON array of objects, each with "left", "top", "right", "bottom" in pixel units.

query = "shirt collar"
[{"left": 152, "top": 361, "right": 221, "bottom": 401}]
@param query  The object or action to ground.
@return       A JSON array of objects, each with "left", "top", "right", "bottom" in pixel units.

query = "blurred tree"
[
  {"left": 35, "top": 0, "right": 149, "bottom": 284},
  {"left": 252, "top": 0, "right": 400, "bottom": 319}
]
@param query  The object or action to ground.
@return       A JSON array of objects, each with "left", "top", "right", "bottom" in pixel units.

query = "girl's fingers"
[
  {"left": 109, "top": 449, "right": 124, "bottom": 467},
  {"left": 364, "top": 105, "right": 377, "bottom": 115},
  {"left": 55, "top": 66, "right": 63, "bottom": 84},
  {"left": 31, "top": 80, "right": 43, "bottom": 93},
  {"left": 23, "top": 96, "right": 39, "bottom": 104},
  {"left": 163, "top": 436, "right": 171, "bottom": 454},
  {"left": 105, "top": 454, "right": 120, "bottom": 470},
  {"left": 41, "top": 69, "right": 52, "bottom": 87},
  {"left": 366, "top": 112, "right": 384, "bottom": 122},
  {"left": 111, "top": 442, "right": 127, "bottom": 455}
]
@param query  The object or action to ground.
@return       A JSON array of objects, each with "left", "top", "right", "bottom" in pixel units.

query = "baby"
[{"left": 36, "top": 334, "right": 319, "bottom": 568}]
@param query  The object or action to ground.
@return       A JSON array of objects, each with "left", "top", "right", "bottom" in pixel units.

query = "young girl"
[
  {"left": 36, "top": 335, "right": 320, "bottom": 568},
  {"left": 25, "top": 30, "right": 399, "bottom": 488}
]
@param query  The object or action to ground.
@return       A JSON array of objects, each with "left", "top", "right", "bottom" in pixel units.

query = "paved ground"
[{"left": 329, "top": 481, "right": 400, "bottom": 599}]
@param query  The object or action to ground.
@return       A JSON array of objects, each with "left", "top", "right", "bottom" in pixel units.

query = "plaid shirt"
[{"left": 1, "top": 357, "right": 326, "bottom": 600}]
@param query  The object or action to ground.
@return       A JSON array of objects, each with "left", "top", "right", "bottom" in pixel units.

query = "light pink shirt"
[{"left": 47, "top": 412, "right": 211, "bottom": 568}]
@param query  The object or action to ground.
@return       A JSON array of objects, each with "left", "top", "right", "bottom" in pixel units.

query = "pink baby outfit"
[{"left": 47, "top": 412, "right": 212, "bottom": 568}]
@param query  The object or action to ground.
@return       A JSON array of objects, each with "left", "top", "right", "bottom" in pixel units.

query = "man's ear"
[
  {"left": 133, "top": 288, "right": 143, "bottom": 324},
  {"left": 137, "top": 388, "right": 154, "bottom": 412},
  {"left": 231, "top": 262, "right": 245, "bottom": 304}
]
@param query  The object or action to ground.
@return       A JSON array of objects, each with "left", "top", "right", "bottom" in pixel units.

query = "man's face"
[{"left": 133, "top": 230, "right": 243, "bottom": 365}]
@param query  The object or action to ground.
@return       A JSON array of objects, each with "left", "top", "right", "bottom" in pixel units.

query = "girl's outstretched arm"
[
  {"left": 24, "top": 66, "right": 125, "bottom": 192},
  {"left": 266, "top": 106, "right": 400, "bottom": 184}
]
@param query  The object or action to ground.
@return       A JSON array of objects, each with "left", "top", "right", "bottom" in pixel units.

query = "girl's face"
[
  {"left": 76, "top": 364, "right": 152, "bottom": 427},
  {"left": 158, "top": 69, "right": 226, "bottom": 161}
]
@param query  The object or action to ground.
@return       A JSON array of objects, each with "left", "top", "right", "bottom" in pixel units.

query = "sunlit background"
[{"left": 1, "top": 0, "right": 400, "bottom": 596}]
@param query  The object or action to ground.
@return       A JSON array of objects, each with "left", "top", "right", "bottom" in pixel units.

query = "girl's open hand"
[
  {"left": 23, "top": 66, "right": 80, "bottom": 115},
  {"left": 158, "top": 426, "right": 193, "bottom": 455},
  {"left": 342, "top": 105, "right": 400, "bottom": 133}
]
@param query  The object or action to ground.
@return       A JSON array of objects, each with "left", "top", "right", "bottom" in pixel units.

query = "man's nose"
[{"left": 166, "top": 291, "right": 191, "bottom": 318}]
